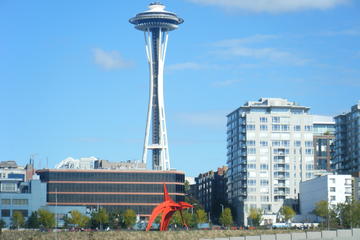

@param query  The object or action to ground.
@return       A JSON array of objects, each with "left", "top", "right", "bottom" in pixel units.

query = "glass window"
[
  {"left": 1, "top": 199, "right": 11, "bottom": 205},
  {"left": 272, "top": 117, "right": 280, "bottom": 123},
  {"left": 260, "top": 117, "right": 268, "bottom": 123},
  {"left": 330, "top": 187, "right": 336, "bottom": 192},
  {"left": 260, "top": 125, "right": 268, "bottom": 131},
  {"left": 272, "top": 124, "right": 281, "bottom": 131},
  {"left": 304, "top": 125, "right": 313, "bottom": 131},
  {"left": 247, "top": 125, "right": 256, "bottom": 131},
  {"left": 294, "top": 125, "right": 301, "bottom": 131},
  {"left": 294, "top": 141, "right": 301, "bottom": 147},
  {"left": 12, "top": 199, "right": 28, "bottom": 205},
  {"left": 260, "top": 196, "right": 269, "bottom": 202},
  {"left": 1, "top": 209, "right": 10, "bottom": 217},
  {"left": 260, "top": 179, "right": 269, "bottom": 186},
  {"left": 330, "top": 196, "right": 336, "bottom": 201},
  {"left": 281, "top": 125, "right": 290, "bottom": 131},
  {"left": 247, "top": 148, "right": 256, "bottom": 155},
  {"left": 260, "top": 164, "right": 268, "bottom": 170},
  {"left": 260, "top": 141, "right": 268, "bottom": 147},
  {"left": 329, "top": 178, "right": 335, "bottom": 184}
]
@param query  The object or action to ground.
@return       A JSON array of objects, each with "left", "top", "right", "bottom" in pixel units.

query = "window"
[
  {"left": 294, "top": 125, "right": 301, "bottom": 131},
  {"left": 330, "top": 196, "right": 336, "bottom": 201},
  {"left": 272, "top": 141, "right": 281, "bottom": 146},
  {"left": 247, "top": 148, "right": 256, "bottom": 155},
  {"left": 305, "top": 141, "right": 313, "bottom": 147},
  {"left": 345, "top": 179, "right": 352, "bottom": 185},
  {"left": 247, "top": 179, "right": 256, "bottom": 186},
  {"left": 330, "top": 187, "right": 336, "bottom": 192},
  {"left": 12, "top": 199, "right": 28, "bottom": 205},
  {"left": 260, "top": 125, "right": 268, "bottom": 131},
  {"left": 260, "top": 164, "right": 269, "bottom": 170},
  {"left": 272, "top": 117, "right": 280, "bottom": 123},
  {"left": 247, "top": 164, "right": 256, "bottom": 169},
  {"left": 294, "top": 141, "right": 301, "bottom": 147},
  {"left": 0, "top": 182, "right": 17, "bottom": 192},
  {"left": 247, "top": 125, "right": 256, "bottom": 131},
  {"left": 329, "top": 178, "right": 335, "bottom": 184},
  {"left": 272, "top": 124, "right": 281, "bottom": 131},
  {"left": 260, "top": 179, "right": 269, "bottom": 186},
  {"left": 247, "top": 140, "right": 256, "bottom": 146},
  {"left": 1, "top": 209, "right": 10, "bottom": 217},
  {"left": 247, "top": 195, "right": 256, "bottom": 201},
  {"left": 282, "top": 140, "right": 290, "bottom": 147},
  {"left": 260, "top": 117, "right": 268, "bottom": 123},
  {"left": 281, "top": 125, "right": 290, "bottom": 131},
  {"left": 345, "top": 187, "right": 352, "bottom": 194},
  {"left": 248, "top": 188, "right": 256, "bottom": 193},
  {"left": 304, "top": 125, "right": 313, "bottom": 131},
  {"left": 306, "top": 164, "right": 314, "bottom": 170},
  {"left": 1, "top": 199, "right": 11, "bottom": 205},
  {"left": 305, "top": 149, "right": 313, "bottom": 155},
  {"left": 261, "top": 204, "right": 271, "bottom": 211},
  {"left": 260, "top": 196, "right": 269, "bottom": 202},
  {"left": 260, "top": 141, "right": 268, "bottom": 147}
]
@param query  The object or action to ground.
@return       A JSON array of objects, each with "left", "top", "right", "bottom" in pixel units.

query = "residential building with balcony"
[
  {"left": 312, "top": 115, "right": 335, "bottom": 171},
  {"left": 226, "top": 98, "right": 315, "bottom": 226},
  {"left": 332, "top": 102, "right": 360, "bottom": 176}
]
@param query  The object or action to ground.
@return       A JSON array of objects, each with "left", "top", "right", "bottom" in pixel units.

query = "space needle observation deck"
[{"left": 129, "top": 3, "right": 183, "bottom": 170}]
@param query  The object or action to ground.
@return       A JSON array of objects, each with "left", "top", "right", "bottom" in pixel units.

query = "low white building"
[{"left": 299, "top": 174, "right": 352, "bottom": 216}]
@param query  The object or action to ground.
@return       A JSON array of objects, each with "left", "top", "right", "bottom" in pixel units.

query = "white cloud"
[
  {"left": 93, "top": 48, "right": 132, "bottom": 70},
  {"left": 211, "top": 79, "right": 241, "bottom": 87},
  {"left": 212, "top": 34, "right": 310, "bottom": 65},
  {"left": 167, "top": 62, "right": 207, "bottom": 71},
  {"left": 186, "top": 0, "right": 349, "bottom": 13},
  {"left": 321, "top": 29, "right": 360, "bottom": 36}
]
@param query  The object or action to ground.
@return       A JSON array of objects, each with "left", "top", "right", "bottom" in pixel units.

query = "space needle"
[{"left": 130, "top": 3, "right": 183, "bottom": 170}]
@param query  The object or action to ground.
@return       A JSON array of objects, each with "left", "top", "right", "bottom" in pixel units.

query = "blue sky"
[{"left": 0, "top": 0, "right": 359, "bottom": 177}]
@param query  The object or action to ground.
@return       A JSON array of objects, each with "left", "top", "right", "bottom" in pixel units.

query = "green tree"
[
  {"left": 248, "top": 208, "right": 263, "bottom": 227},
  {"left": 0, "top": 218, "right": 6, "bottom": 233},
  {"left": 219, "top": 208, "right": 233, "bottom": 228},
  {"left": 12, "top": 211, "right": 25, "bottom": 229},
  {"left": 279, "top": 206, "right": 296, "bottom": 223},
  {"left": 313, "top": 200, "right": 330, "bottom": 228},
  {"left": 336, "top": 200, "right": 360, "bottom": 228},
  {"left": 38, "top": 209, "right": 55, "bottom": 229},
  {"left": 69, "top": 210, "right": 90, "bottom": 228},
  {"left": 123, "top": 209, "right": 137, "bottom": 229},
  {"left": 26, "top": 211, "right": 40, "bottom": 229},
  {"left": 195, "top": 209, "right": 208, "bottom": 224},
  {"left": 109, "top": 210, "right": 123, "bottom": 229},
  {"left": 91, "top": 208, "right": 109, "bottom": 230}
]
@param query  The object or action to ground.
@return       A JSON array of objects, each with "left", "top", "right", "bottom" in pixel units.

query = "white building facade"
[
  {"left": 226, "top": 98, "right": 315, "bottom": 226},
  {"left": 300, "top": 174, "right": 352, "bottom": 216}
]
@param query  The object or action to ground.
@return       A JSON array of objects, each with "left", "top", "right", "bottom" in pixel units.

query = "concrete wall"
[{"left": 199, "top": 229, "right": 360, "bottom": 240}]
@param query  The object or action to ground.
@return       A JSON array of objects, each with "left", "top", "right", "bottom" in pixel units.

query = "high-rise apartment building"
[
  {"left": 226, "top": 98, "right": 315, "bottom": 226},
  {"left": 312, "top": 115, "right": 335, "bottom": 171},
  {"left": 333, "top": 102, "right": 360, "bottom": 176}
]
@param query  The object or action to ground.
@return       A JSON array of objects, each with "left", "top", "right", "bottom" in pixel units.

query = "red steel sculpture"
[{"left": 146, "top": 184, "right": 193, "bottom": 231}]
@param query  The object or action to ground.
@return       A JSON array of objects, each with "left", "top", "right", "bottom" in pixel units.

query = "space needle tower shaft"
[{"left": 130, "top": 3, "right": 183, "bottom": 170}]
